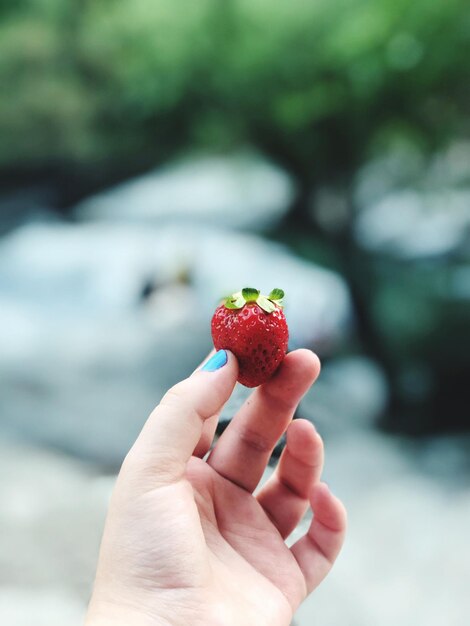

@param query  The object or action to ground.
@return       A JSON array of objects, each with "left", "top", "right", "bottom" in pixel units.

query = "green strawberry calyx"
[{"left": 223, "top": 287, "right": 284, "bottom": 313}]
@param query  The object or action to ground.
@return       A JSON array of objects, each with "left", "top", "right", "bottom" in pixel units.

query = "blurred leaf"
[{"left": 0, "top": 0, "right": 468, "bottom": 175}]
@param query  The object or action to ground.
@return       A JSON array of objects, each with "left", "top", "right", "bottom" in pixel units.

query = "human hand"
[{"left": 85, "top": 349, "right": 346, "bottom": 626}]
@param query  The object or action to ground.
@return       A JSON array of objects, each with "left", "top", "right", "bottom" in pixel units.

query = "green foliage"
[{"left": 0, "top": 0, "right": 469, "bottom": 178}]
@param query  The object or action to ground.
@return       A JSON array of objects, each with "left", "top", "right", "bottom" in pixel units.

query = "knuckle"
[
  {"left": 159, "top": 381, "right": 195, "bottom": 416},
  {"left": 159, "top": 380, "right": 210, "bottom": 422},
  {"left": 236, "top": 425, "right": 272, "bottom": 454}
]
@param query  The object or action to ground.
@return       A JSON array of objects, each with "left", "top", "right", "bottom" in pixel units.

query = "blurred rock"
[
  {"left": 353, "top": 142, "right": 426, "bottom": 210},
  {"left": 0, "top": 187, "right": 58, "bottom": 236},
  {"left": 298, "top": 356, "right": 389, "bottom": 434},
  {"left": 0, "top": 222, "right": 351, "bottom": 466},
  {"left": 194, "top": 229, "right": 352, "bottom": 351},
  {"left": 0, "top": 440, "right": 110, "bottom": 626},
  {"left": 411, "top": 435, "right": 470, "bottom": 484},
  {"left": 354, "top": 142, "right": 470, "bottom": 260},
  {"left": 426, "top": 140, "right": 470, "bottom": 188},
  {"left": 0, "top": 588, "right": 85, "bottom": 626},
  {"left": 294, "top": 431, "right": 470, "bottom": 626},
  {"left": 354, "top": 188, "right": 470, "bottom": 259},
  {"left": 75, "top": 153, "right": 295, "bottom": 231},
  {"left": 0, "top": 440, "right": 110, "bottom": 625},
  {"left": 351, "top": 143, "right": 470, "bottom": 434}
]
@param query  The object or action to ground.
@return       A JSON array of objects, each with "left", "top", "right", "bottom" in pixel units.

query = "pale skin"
[{"left": 85, "top": 349, "right": 347, "bottom": 626}]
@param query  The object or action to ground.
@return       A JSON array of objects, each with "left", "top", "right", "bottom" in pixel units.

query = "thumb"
[{"left": 125, "top": 350, "right": 238, "bottom": 485}]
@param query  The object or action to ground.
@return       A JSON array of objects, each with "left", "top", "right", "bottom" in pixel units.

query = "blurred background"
[{"left": 0, "top": 1, "right": 469, "bottom": 624}]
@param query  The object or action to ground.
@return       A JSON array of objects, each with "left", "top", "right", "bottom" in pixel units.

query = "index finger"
[
  {"left": 193, "top": 348, "right": 221, "bottom": 457},
  {"left": 125, "top": 350, "right": 238, "bottom": 489}
]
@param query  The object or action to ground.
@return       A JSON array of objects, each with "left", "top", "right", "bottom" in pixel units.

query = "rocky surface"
[
  {"left": 2, "top": 143, "right": 467, "bottom": 626},
  {"left": 297, "top": 356, "right": 389, "bottom": 435},
  {"left": 349, "top": 141, "right": 470, "bottom": 433},
  {"left": 354, "top": 188, "right": 470, "bottom": 259},
  {"left": 1, "top": 432, "right": 469, "bottom": 626},
  {"left": 75, "top": 153, "right": 295, "bottom": 231},
  {"left": 354, "top": 141, "right": 470, "bottom": 260},
  {"left": 293, "top": 430, "right": 470, "bottom": 626},
  {"left": 0, "top": 222, "right": 351, "bottom": 466}
]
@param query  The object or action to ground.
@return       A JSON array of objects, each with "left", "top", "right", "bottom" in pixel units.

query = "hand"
[{"left": 85, "top": 349, "right": 346, "bottom": 626}]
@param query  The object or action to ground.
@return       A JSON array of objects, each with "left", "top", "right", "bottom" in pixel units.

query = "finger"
[
  {"left": 193, "top": 413, "right": 219, "bottom": 458},
  {"left": 208, "top": 349, "right": 320, "bottom": 492},
  {"left": 126, "top": 349, "right": 238, "bottom": 486},
  {"left": 193, "top": 350, "right": 219, "bottom": 458},
  {"left": 256, "top": 419, "right": 324, "bottom": 539},
  {"left": 290, "top": 482, "right": 347, "bottom": 594}
]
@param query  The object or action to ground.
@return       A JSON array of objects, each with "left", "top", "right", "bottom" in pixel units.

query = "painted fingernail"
[{"left": 201, "top": 349, "right": 228, "bottom": 372}]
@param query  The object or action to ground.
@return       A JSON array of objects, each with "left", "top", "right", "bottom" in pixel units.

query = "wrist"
[
  {"left": 85, "top": 587, "right": 233, "bottom": 626},
  {"left": 85, "top": 600, "right": 173, "bottom": 626}
]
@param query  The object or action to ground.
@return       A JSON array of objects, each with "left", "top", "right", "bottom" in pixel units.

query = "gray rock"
[
  {"left": 298, "top": 356, "right": 389, "bottom": 434},
  {"left": 353, "top": 141, "right": 470, "bottom": 260},
  {"left": 0, "top": 588, "right": 85, "bottom": 626},
  {"left": 354, "top": 188, "right": 470, "bottom": 259},
  {"left": 0, "top": 440, "right": 109, "bottom": 623},
  {"left": 353, "top": 142, "right": 426, "bottom": 210},
  {"left": 75, "top": 153, "right": 295, "bottom": 231},
  {"left": 0, "top": 222, "right": 351, "bottom": 466},
  {"left": 193, "top": 229, "right": 352, "bottom": 351},
  {"left": 292, "top": 431, "right": 470, "bottom": 626}
]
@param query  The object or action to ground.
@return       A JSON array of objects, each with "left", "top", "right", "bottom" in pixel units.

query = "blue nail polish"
[{"left": 201, "top": 350, "right": 228, "bottom": 372}]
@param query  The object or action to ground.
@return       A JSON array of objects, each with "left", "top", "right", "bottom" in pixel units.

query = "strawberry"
[{"left": 211, "top": 287, "right": 289, "bottom": 387}]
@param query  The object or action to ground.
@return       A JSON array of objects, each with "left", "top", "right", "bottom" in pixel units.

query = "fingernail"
[{"left": 201, "top": 350, "right": 228, "bottom": 372}]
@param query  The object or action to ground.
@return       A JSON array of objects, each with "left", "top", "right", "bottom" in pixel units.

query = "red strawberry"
[{"left": 211, "top": 287, "right": 289, "bottom": 387}]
